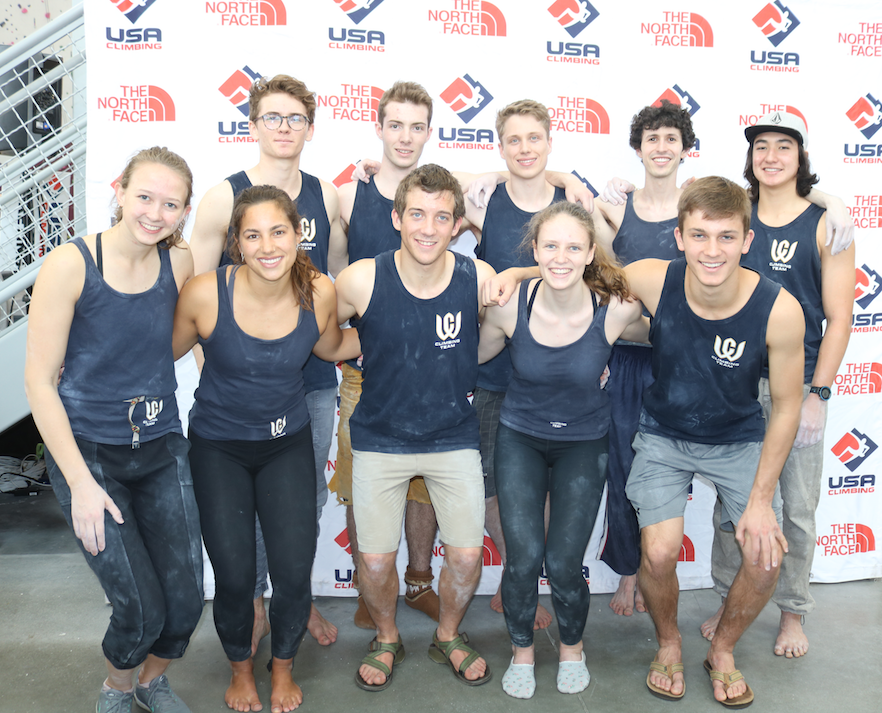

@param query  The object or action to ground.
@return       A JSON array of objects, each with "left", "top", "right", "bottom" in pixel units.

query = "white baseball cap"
[{"left": 744, "top": 110, "right": 808, "bottom": 149}]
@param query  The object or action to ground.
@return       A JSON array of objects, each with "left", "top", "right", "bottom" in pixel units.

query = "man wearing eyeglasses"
[{"left": 190, "top": 75, "right": 343, "bottom": 662}]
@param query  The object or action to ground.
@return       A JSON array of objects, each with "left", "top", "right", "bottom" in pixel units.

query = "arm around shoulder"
[
  {"left": 189, "top": 181, "right": 234, "bottom": 275},
  {"left": 335, "top": 258, "right": 376, "bottom": 324},
  {"left": 172, "top": 271, "right": 217, "bottom": 360},
  {"left": 622, "top": 259, "right": 667, "bottom": 317}
]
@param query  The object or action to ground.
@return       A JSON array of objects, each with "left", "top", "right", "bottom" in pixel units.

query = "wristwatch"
[{"left": 809, "top": 385, "right": 832, "bottom": 401}]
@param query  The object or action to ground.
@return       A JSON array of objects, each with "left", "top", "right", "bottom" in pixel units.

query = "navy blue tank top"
[
  {"left": 58, "top": 236, "right": 180, "bottom": 446},
  {"left": 475, "top": 183, "right": 567, "bottom": 392},
  {"left": 501, "top": 279, "right": 612, "bottom": 440},
  {"left": 345, "top": 176, "right": 401, "bottom": 373},
  {"left": 222, "top": 170, "right": 336, "bottom": 392},
  {"left": 741, "top": 203, "right": 824, "bottom": 383},
  {"left": 611, "top": 193, "right": 680, "bottom": 266},
  {"left": 347, "top": 176, "right": 399, "bottom": 264},
  {"left": 189, "top": 266, "right": 317, "bottom": 441},
  {"left": 350, "top": 251, "right": 480, "bottom": 454},
  {"left": 641, "top": 259, "right": 780, "bottom": 444}
]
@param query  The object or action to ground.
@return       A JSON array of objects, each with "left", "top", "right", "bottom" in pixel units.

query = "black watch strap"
[{"left": 810, "top": 385, "right": 832, "bottom": 401}]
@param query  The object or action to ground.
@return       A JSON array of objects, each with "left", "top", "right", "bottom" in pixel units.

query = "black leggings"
[
  {"left": 495, "top": 423, "right": 608, "bottom": 648},
  {"left": 189, "top": 427, "right": 316, "bottom": 661}
]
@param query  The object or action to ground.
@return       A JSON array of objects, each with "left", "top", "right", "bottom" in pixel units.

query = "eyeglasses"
[{"left": 259, "top": 113, "right": 309, "bottom": 131}]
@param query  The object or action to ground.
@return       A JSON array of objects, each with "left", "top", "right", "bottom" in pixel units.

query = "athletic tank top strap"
[
  {"left": 641, "top": 259, "right": 779, "bottom": 444},
  {"left": 501, "top": 279, "right": 612, "bottom": 440},
  {"left": 58, "top": 236, "right": 181, "bottom": 446},
  {"left": 95, "top": 232, "right": 104, "bottom": 276}
]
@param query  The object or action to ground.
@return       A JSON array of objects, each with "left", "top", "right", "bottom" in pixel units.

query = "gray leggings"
[
  {"left": 46, "top": 433, "right": 204, "bottom": 670},
  {"left": 495, "top": 423, "right": 608, "bottom": 648}
]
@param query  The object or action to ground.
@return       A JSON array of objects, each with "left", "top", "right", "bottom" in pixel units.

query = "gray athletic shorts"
[{"left": 626, "top": 431, "right": 783, "bottom": 530}]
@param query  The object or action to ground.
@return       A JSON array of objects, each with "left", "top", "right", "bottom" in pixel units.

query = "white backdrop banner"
[{"left": 86, "top": 0, "right": 881, "bottom": 595}]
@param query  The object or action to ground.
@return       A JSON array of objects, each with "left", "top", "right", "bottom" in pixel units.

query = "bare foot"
[
  {"left": 775, "top": 611, "right": 809, "bottom": 658},
  {"left": 610, "top": 574, "right": 637, "bottom": 616},
  {"left": 533, "top": 604, "right": 553, "bottom": 630},
  {"left": 226, "top": 659, "right": 262, "bottom": 712},
  {"left": 252, "top": 598, "right": 270, "bottom": 657},
  {"left": 490, "top": 583, "right": 503, "bottom": 614},
  {"left": 635, "top": 582, "right": 647, "bottom": 613},
  {"left": 700, "top": 599, "right": 725, "bottom": 641},
  {"left": 307, "top": 603, "right": 338, "bottom": 646},
  {"left": 648, "top": 644, "right": 684, "bottom": 697},
  {"left": 269, "top": 658, "right": 303, "bottom": 713},
  {"left": 706, "top": 650, "right": 748, "bottom": 703}
]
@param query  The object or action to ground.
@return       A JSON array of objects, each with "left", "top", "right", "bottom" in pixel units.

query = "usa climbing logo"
[
  {"left": 752, "top": 1, "right": 800, "bottom": 47},
  {"left": 856, "top": 265, "right": 882, "bottom": 309},
  {"left": 333, "top": 0, "right": 386, "bottom": 24},
  {"left": 654, "top": 84, "right": 700, "bottom": 116},
  {"left": 440, "top": 75, "right": 493, "bottom": 125},
  {"left": 831, "top": 429, "right": 878, "bottom": 472},
  {"left": 218, "top": 66, "right": 261, "bottom": 116},
  {"left": 110, "top": 0, "right": 159, "bottom": 23},
  {"left": 846, "top": 93, "right": 882, "bottom": 140},
  {"left": 547, "top": 0, "right": 599, "bottom": 38}
]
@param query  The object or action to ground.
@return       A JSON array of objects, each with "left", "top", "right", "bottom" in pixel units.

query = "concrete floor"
[{"left": 2, "top": 490, "right": 880, "bottom": 713}]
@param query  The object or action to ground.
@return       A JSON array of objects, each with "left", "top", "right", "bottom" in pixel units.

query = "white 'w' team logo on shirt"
[
  {"left": 299, "top": 217, "right": 316, "bottom": 244},
  {"left": 270, "top": 416, "right": 287, "bottom": 439},
  {"left": 713, "top": 335, "right": 746, "bottom": 368},
  {"left": 145, "top": 399, "right": 163, "bottom": 422},
  {"left": 436, "top": 312, "right": 462, "bottom": 341},
  {"left": 770, "top": 238, "right": 798, "bottom": 264}
]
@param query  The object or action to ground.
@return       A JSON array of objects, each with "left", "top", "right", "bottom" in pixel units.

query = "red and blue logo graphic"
[
  {"left": 846, "top": 93, "right": 882, "bottom": 140},
  {"left": 440, "top": 75, "right": 493, "bottom": 125},
  {"left": 571, "top": 170, "right": 598, "bottom": 197},
  {"left": 547, "top": 0, "right": 599, "bottom": 38},
  {"left": 752, "top": 2, "right": 800, "bottom": 47},
  {"left": 333, "top": 0, "right": 386, "bottom": 25},
  {"left": 856, "top": 265, "right": 882, "bottom": 309},
  {"left": 333, "top": 163, "right": 358, "bottom": 188},
  {"left": 111, "top": 0, "right": 158, "bottom": 23},
  {"left": 334, "top": 528, "right": 353, "bottom": 554},
  {"left": 482, "top": 536, "right": 502, "bottom": 566},
  {"left": 478, "top": 1, "right": 506, "bottom": 36},
  {"left": 218, "top": 66, "right": 262, "bottom": 117},
  {"left": 654, "top": 84, "right": 700, "bottom": 116},
  {"left": 678, "top": 534, "right": 695, "bottom": 562},
  {"left": 832, "top": 430, "right": 878, "bottom": 472}
]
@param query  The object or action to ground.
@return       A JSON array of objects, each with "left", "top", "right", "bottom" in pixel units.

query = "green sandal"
[
  {"left": 355, "top": 636, "right": 405, "bottom": 692},
  {"left": 427, "top": 631, "right": 492, "bottom": 686}
]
